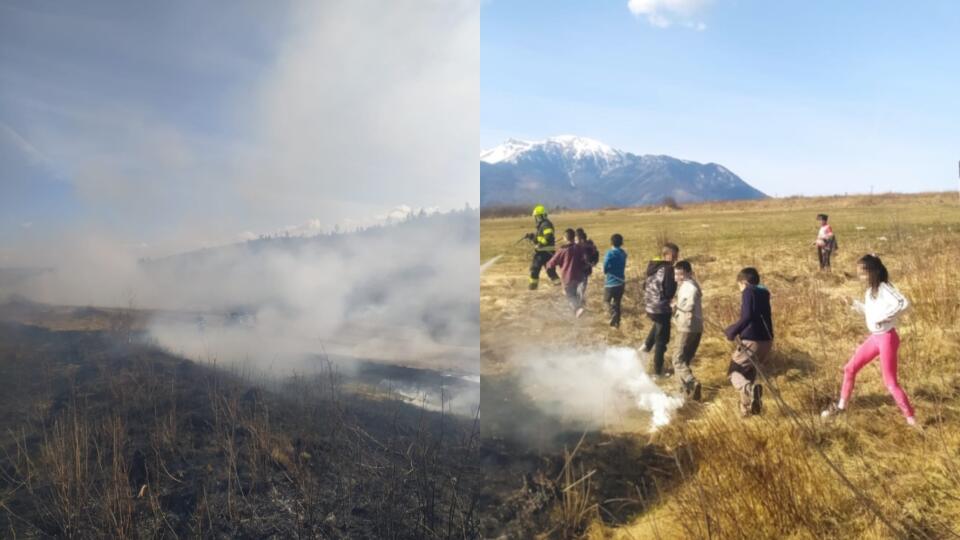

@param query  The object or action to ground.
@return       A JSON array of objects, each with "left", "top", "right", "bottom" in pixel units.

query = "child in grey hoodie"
[
  {"left": 672, "top": 260, "right": 703, "bottom": 400},
  {"left": 641, "top": 243, "right": 679, "bottom": 376}
]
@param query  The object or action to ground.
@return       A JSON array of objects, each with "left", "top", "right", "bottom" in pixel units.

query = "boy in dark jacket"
[
  {"left": 641, "top": 242, "right": 679, "bottom": 376},
  {"left": 575, "top": 228, "right": 600, "bottom": 304},
  {"left": 724, "top": 267, "right": 775, "bottom": 417},
  {"left": 546, "top": 229, "right": 591, "bottom": 318},
  {"left": 603, "top": 234, "right": 627, "bottom": 328}
]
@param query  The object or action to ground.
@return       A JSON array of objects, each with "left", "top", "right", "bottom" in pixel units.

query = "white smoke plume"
[
  {"left": 3, "top": 211, "right": 479, "bottom": 381},
  {"left": 517, "top": 346, "right": 684, "bottom": 433}
]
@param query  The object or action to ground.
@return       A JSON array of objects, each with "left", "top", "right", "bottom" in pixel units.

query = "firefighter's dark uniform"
[{"left": 529, "top": 216, "right": 560, "bottom": 289}]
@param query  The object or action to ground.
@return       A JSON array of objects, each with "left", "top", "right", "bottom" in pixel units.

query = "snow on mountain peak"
[
  {"left": 479, "top": 138, "right": 534, "bottom": 164},
  {"left": 545, "top": 135, "right": 616, "bottom": 158},
  {"left": 480, "top": 135, "right": 622, "bottom": 165}
]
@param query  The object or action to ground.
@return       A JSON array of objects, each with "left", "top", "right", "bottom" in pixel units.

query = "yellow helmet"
[{"left": 532, "top": 204, "right": 547, "bottom": 217}]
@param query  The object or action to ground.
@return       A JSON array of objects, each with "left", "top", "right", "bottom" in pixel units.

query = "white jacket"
[
  {"left": 672, "top": 279, "right": 703, "bottom": 333},
  {"left": 852, "top": 282, "right": 909, "bottom": 334}
]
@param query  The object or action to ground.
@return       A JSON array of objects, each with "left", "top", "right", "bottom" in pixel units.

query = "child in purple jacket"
[{"left": 724, "top": 267, "right": 774, "bottom": 417}]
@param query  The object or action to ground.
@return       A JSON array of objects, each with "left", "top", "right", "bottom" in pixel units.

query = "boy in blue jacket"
[
  {"left": 724, "top": 267, "right": 775, "bottom": 417},
  {"left": 603, "top": 234, "right": 627, "bottom": 328}
]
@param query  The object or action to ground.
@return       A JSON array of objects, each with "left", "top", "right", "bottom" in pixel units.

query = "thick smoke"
[
  {"left": 516, "top": 347, "right": 683, "bottom": 433},
  {"left": 2, "top": 211, "right": 478, "bottom": 381},
  {"left": 1, "top": 0, "right": 479, "bottom": 416}
]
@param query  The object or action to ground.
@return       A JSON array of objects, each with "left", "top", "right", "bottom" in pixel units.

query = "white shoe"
[
  {"left": 575, "top": 307, "right": 585, "bottom": 318},
  {"left": 821, "top": 403, "right": 843, "bottom": 419}
]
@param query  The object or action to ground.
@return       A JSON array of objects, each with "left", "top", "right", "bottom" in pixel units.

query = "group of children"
[{"left": 531, "top": 210, "right": 917, "bottom": 425}]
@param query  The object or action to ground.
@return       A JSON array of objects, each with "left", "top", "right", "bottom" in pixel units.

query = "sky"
[
  {"left": 1, "top": 0, "right": 478, "bottom": 264},
  {"left": 481, "top": 0, "right": 960, "bottom": 197}
]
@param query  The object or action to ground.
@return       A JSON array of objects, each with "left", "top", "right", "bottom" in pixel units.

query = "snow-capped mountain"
[{"left": 480, "top": 135, "right": 766, "bottom": 208}]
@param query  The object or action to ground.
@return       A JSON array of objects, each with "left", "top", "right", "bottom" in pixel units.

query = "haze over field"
[{"left": 1, "top": 1, "right": 480, "bottom": 376}]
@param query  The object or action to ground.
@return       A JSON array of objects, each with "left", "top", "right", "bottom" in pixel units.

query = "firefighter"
[{"left": 526, "top": 205, "right": 561, "bottom": 290}]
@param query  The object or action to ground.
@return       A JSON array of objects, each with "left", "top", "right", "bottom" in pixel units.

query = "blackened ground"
[
  {"left": 0, "top": 321, "right": 479, "bottom": 538},
  {"left": 477, "top": 373, "right": 684, "bottom": 539}
]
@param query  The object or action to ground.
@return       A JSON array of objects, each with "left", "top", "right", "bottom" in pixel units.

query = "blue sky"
[
  {"left": 1, "top": 1, "right": 477, "bottom": 264},
  {"left": 481, "top": 0, "right": 960, "bottom": 196}
]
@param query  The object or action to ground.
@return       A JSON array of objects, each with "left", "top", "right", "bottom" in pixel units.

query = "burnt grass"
[
  {"left": 0, "top": 322, "right": 479, "bottom": 538},
  {"left": 477, "top": 374, "right": 684, "bottom": 539}
]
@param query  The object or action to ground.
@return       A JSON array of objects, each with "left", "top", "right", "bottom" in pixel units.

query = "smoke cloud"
[
  {"left": 1, "top": 0, "right": 479, "bottom": 401},
  {"left": 516, "top": 346, "right": 684, "bottom": 433},
  {"left": 5, "top": 211, "right": 478, "bottom": 376}
]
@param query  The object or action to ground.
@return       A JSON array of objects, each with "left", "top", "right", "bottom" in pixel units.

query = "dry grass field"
[
  {"left": 480, "top": 192, "right": 960, "bottom": 539},
  {"left": 0, "top": 304, "right": 480, "bottom": 538}
]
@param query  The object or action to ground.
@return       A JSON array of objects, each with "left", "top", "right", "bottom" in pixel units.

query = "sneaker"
[
  {"left": 749, "top": 383, "right": 763, "bottom": 415},
  {"left": 820, "top": 403, "right": 843, "bottom": 419},
  {"left": 575, "top": 307, "right": 585, "bottom": 319}
]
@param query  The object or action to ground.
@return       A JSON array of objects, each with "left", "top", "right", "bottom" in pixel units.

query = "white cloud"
[{"left": 627, "top": 0, "right": 711, "bottom": 29}]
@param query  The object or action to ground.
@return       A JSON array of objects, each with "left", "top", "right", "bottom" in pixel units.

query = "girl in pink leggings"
[{"left": 822, "top": 254, "right": 917, "bottom": 426}]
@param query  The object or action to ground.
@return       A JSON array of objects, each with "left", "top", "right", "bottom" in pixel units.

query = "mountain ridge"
[{"left": 480, "top": 136, "right": 766, "bottom": 208}]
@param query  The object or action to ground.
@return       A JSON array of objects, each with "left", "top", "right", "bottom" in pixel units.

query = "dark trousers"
[
  {"left": 817, "top": 246, "right": 832, "bottom": 270},
  {"left": 530, "top": 251, "right": 560, "bottom": 284},
  {"left": 644, "top": 313, "right": 672, "bottom": 375},
  {"left": 604, "top": 285, "right": 624, "bottom": 327},
  {"left": 564, "top": 281, "right": 584, "bottom": 312}
]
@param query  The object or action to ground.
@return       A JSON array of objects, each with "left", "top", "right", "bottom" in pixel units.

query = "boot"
[{"left": 749, "top": 383, "right": 763, "bottom": 415}]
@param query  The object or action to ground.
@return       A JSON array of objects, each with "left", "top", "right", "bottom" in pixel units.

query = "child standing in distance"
[
  {"left": 724, "top": 267, "right": 774, "bottom": 417},
  {"left": 672, "top": 260, "right": 703, "bottom": 400},
  {"left": 821, "top": 254, "right": 917, "bottom": 426},
  {"left": 814, "top": 213, "right": 836, "bottom": 271},
  {"left": 641, "top": 243, "right": 679, "bottom": 377},
  {"left": 545, "top": 229, "right": 591, "bottom": 318},
  {"left": 575, "top": 228, "right": 600, "bottom": 305},
  {"left": 603, "top": 234, "right": 627, "bottom": 328}
]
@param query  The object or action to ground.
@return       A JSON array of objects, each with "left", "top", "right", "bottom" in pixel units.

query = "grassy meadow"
[{"left": 480, "top": 192, "right": 960, "bottom": 539}]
